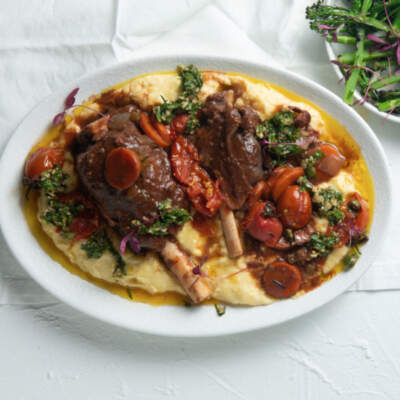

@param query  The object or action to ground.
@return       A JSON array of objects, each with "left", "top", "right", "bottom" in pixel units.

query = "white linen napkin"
[{"left": 0, "top": 1, "right": 399, "bottom": 305}]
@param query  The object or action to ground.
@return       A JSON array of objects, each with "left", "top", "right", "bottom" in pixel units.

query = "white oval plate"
[{"left": 0, "top": 55, "right": 392, "bottom": 337}]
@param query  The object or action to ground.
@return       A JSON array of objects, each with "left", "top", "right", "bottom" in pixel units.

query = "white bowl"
[
  {"left": 0, "top": 55, "right": 392, "bottom": 337},
  {"left": 324, "top": 0, "right": 400, "bottom": 124}
]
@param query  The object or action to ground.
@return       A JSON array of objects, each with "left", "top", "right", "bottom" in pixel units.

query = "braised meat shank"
[
  {"left": 193, "top": 91, "right": 264, "bottom": 209},
  {"left": 74, "top": 108, "right": 187, "bottom": 247}
]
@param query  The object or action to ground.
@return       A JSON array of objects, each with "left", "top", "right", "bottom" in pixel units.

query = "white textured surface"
[{"left": 1, "top": 0, "right": 400, "bottom": 398}]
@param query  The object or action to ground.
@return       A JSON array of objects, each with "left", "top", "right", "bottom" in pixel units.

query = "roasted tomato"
[
  {"left": 247, "top": 181, "right": 268, "bottom": 209},
  {"left": 171, "top": 114, "right": 190, "bottom": 136},
  {"left": 313, "top": 144, "right": 345, "bottom": 183},
  {"left": 244, "top": 201, "right": 283, "bottom": 247},
  {"left": 25, "top": 147, "right": 64, "bottom": 180},
  {"left": 105, "top": 147, "right": 141, "bottom": 190},
  {"left": 262, "top": 261, "right": 301, "bottom": 298},
  {"left": 170, "top": 136, "right": 222, "bottom": 217},
  {"left": 271, "top": 167, "right": 304, "bottom": 202},
  {"left": 139, "top": 112, "right": 171, "bottom": 147},
  {"left": 58, "top": 192, "right": 100, "bottom": 240},
  {"left": 346, "top": 192, "right": 369, "bottom": 232},
  {"left": 277, "top": 185, "right": 312, "bottom": 229},
  {"left": 151, "top": 114, "right": 176, "bottom": 142}
]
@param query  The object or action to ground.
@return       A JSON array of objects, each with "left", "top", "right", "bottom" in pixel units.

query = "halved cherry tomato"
[
  {"left": 243, "top": 201, "right": 283, "bottom": 247},
  {"left": 58, "top": 192, "right": 99, "bottom": 240},
  {"left": 150, "top": 114, "right": 176, "bottom": 142},
  {"left": 313, "top": 144, "right": 345, "bottom": 183},
  {"left": 262, "top": 261, "right": 301, "bottom": 298},
  {"left": 346, "top": 192, "right": 369, "bottom": 232},
  {"left": 105, "top": 147, "right": 141, "bottom": 190},
  {"left": 247, "top": 181, "right": 268, "bottom": 209},
  {"left": 277, "top": 185, "right": 312, "bottom": 229},
  {"left": 139, "top": 112, "right": 170, "bottom": 147},
  {"left": 170, "top": 136, "right": 222, "bottom": 217},
  {"left": 25, "top": 147, "right": 64, "bottom": 180},
  {"left": 265, "top": 167, "right": 286, "bottom": 197},
  {"left": 171, "top": 114, "right": 190, "bottom": 136},
  {"left": 272, "top": 167, "right": 304, "bottom": 202}
]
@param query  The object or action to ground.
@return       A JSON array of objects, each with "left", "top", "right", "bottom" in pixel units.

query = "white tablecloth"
[{"left": 1, "top": 1, "right": 400, "bottom": 398}]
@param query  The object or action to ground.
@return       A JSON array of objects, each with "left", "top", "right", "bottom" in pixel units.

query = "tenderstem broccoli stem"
[
  {"left": 325, "top": 34, "right": 357, "bottom": 45},
  {"left": 343, "top": 29, "right": 365, "bottom": 104},
  {"left": 370, "top": 73, "right": 400, "bottom": 90},
  {"left": 376, "top": 97, "right": 400, "bottom": 111},
  {"left": 338, "top": 49, "right": 394, "bottom": 64},
  {"left": 343, "top": 0, "right": 373, "bottom": 105},
  {"left": 309, "top": 7, "right": 391, "bottom": 32}
]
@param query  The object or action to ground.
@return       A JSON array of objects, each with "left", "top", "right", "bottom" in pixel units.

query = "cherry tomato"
[
  {"left": 105, "top": 147, "right": 141, "bottom": 190},
  {"left": 262, "top": 261, "right": 301, "bottom": 298},
  {"left": 272, "top": 167, "right": 304, "bottom": 202},
  {"left": 277, "top": 185, "right": 312, "bottom": 229},
  {"left": 150, "top": 114, "right": 176, "bottom": 142},
  {"left": 330, "top": 193, "right": 369, "bottom": 247},
  {"left": 244, "top": 202, "right": 283, "bottom": 247},
  {"left": 265, "top": 166, "right": 286, "bottom": 198},
  {"left": 247, "top": 181, "right": 268, "bottom": 209},
  {"left": 25, "top": 147, "right": 64, "bottom": 180},
  {"left": 346, "top": 192, "right": 369, "bottom": 232},
  {"left": 139, "top": 112, "right": 170, "bottom": 147},
  {"left": 171, "top": 114, "right": 190, "bottom": 136},
  {"left": 331, "top": 223, "right": 350, "bottom": 248},
  {"left": 313, "top": 144, "right": 345, "bottom": 183},
  {"left": 170, "top": 136, "right": 222, "bottom": 217}
]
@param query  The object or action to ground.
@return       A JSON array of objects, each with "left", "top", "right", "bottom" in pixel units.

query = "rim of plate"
[{"left": 0, "top": 54, "right": 393, "bottom": 337}]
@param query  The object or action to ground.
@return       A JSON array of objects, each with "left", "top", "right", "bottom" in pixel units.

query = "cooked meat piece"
[
  {"left": 193, "top": 91, "right": 264, "bottom": 210},
  {"left": 74, "top": 109, "right": 187, "bottom": 248},
  {"left": 289, "top": 106, "right": 311, "bottom": 129},
  {"left": 293, "top": 224, "right": 315, "bottom": 246},
  {"left": 285, "top": 246, "right": 312, "bottom": 266}
]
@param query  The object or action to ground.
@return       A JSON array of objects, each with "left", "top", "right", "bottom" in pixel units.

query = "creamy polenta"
[{"left": 23, "top": 67, "right": 374, "bottom": 307}]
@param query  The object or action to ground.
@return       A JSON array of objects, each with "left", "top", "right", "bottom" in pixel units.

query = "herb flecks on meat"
[
  {"left": 131, "top": 199, "right": 192, "bottom": 236},
  {"left": 81, "top": 231, "right": 126, "bottom": 276},
  {"left": 256, "top": 110, "right": 304, "bottom": 165},
  {"left": 153, "top": 65, "right": 203, "bottom": 133}
]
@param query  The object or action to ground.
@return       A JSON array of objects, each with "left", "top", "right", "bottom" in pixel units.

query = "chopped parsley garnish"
[
  {"left": 301, "top": 150, "right": 324, "bottom": 179},
  {"left": 153, "top": 65, "right": 203, "bottom": 134},
  {"left": 81, "top": 231, "right": 109, "bottom": 258},
  {"left": 41, "top": 200, "right": 83, "bottom": 232},
  {"left": 256, "top": 110, "right": 304, "bottom": 165},
  {"left": 325, "top": 209, "right": 345, "bottom": 226},
  {"left": 312, "top": 186, "right": 344, "bottom": 226},
  {"left": 36, "top": 165, "right": 84, "bottom": 233},
  {"left": 81, "top": 231, "right": 126, "bottom": 276},
  {"left": 308, "top": 232, "right": 339, "bottom": 258},
  {"left": 38, "top": 165, "right": 67, "bottom": 195},
  {"left": 131, "top": 199, "right": 191, "bottom": 236},
  {"left": 215, "top": 304, "right": 226, "bottom": 316},
  {"left": 297, "top": 176, "right": 314, "bottom": 193}
]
